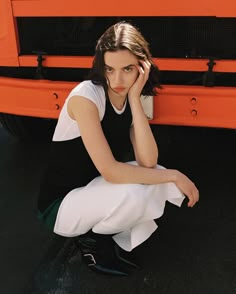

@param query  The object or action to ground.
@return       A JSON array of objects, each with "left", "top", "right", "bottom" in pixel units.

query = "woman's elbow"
[
  {"left": 137, "top": 157, "right": 158, "bottom": 168},
  {"left": 99, "top": 163, "right": 119, "bottom": 183},
  {"left": 102, "top": 172, "right": 121, "bottom": 184},
  {"left": 142, "top": 161, "right": 157, "bottom": 169},
  {"left": 139, "top": 152, "right": 158, "bottom": 168}
]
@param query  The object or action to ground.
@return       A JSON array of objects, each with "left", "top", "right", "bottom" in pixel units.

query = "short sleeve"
[
  {"left": 68, "top": 80, "right": 106, "bottom": 120},
  {"left": 53, "top": 81, "right": 106, "bottom": 141}
]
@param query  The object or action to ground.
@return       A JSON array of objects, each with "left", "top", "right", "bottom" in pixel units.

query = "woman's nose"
[{"left": 114, "top": 71, "right": 123, "bottom": 84}]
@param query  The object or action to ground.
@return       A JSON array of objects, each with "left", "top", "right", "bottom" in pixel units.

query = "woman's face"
[{"left": 104, "top": 49, "right": 139, "bottom": 99}]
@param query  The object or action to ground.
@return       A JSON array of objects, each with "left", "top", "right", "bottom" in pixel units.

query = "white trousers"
[{"left": 54, "top": 162, "right": 185, "bottom": 251}]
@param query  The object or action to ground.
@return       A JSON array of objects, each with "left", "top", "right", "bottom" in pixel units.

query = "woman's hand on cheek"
[{"left": 128, "top": 60, "right": 151, "bottom": 100}]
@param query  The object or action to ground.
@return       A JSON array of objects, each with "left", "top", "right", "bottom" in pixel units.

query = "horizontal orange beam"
[
  {"left": 18, "top": 56, "right": 236, "bottom": 73},
  {"left": 150, "top": 85, "right": 236, "bottom": 129},
  {"left": 0, "top": 77, "right": 76, "bottom": 118},
  {"left": 158, "top": 59, "right": 236, "bottom": 73},
  {"left": 12, "top": 0, "right": 215, "bottom": 17},
  {"left": 11, "top": 0, "right": 236, "bottom": 17},
  {"left": 0, "top": 77, "right": 236, "bottom": 129},
  {"left": 18, "top": 55, "right": 93, "bottom": 68}
]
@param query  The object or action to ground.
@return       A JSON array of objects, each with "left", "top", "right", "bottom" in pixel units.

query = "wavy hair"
[{"left": 87, "top": 22, "right": 161, "bottom": 96}]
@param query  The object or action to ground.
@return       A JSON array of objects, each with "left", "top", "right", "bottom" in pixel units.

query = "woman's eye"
[
  {"left": 124, "top": 67, "right": 132, "bottom": 72},
  {"left": 105, "top": 67, "right": 113, "bottom": 73}
]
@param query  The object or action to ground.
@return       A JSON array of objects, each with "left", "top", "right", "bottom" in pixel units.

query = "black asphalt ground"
[{"left": 0, "top": 124, "right": 235, "bottom": 294}]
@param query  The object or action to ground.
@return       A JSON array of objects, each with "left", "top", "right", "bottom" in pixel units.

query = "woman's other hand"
[{"left": 174, "top": 170, "right": 200, "bottom": 207}]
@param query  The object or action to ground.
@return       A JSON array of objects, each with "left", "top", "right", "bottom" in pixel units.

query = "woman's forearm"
[
  {"left": 129, "top": 97, "right": 158, "bottom": 167},
  {"left": 103, "top": 160, "right": 175, "bottom": 185},
  {"left": 102, "top": 160, "right": 199, "bottom": 208}
]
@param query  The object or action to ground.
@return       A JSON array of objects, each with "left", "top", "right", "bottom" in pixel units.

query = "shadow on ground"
[{"left": 0, "top": 125, "right": 235, "bottom": 294}]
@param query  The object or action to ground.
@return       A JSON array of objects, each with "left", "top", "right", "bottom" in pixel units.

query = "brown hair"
[{"left": 87, "top": 22, "right": 161, "bottom": 96}]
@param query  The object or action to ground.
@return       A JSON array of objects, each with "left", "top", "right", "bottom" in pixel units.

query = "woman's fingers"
[
  {"left": 129, "top": 59, "right": 151, "bottom": 98},
  {"left": 139, "top": 60, "right": 151, "bottom": 80},
  {"left": 187, "top": 186, "right": 199, "bottom": 207},
  {"left": 175, "top": 171, "right": 199, "bottom": 208}
]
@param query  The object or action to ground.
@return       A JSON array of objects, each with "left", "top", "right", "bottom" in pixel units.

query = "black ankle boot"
[
  {"left": 74, "top": 232, "right": 132, "bottom": 276},
  {"left": 114, "top": 244, "right": 141, "bottom": 270}
]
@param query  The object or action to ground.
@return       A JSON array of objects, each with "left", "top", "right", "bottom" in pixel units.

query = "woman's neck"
[{"left": 107, "top": 89, "right": 127, "bottom": 110}]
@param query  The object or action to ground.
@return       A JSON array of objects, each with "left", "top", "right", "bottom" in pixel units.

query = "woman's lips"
[{"left": 113, "top": 87, "right": 125, "bottom": 92}]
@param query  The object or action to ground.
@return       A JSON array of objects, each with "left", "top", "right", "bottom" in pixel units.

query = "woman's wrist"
[
  {"left": 129, "top": 96, "right": 146, "bottom": 117},
  {"left": 128, "top": 95, "right": 141, "bottom": 104},
  {"left": 166, "top": 169, "right": 179, "bottom": 183}
]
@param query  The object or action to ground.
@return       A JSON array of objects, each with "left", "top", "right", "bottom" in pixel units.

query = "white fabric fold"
[{"left": 54, "top": 162, "right": 185, "bottom": 251}]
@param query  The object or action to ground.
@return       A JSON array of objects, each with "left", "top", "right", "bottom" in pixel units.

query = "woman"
[{"left": 38, "top": 22, "right": 199, "bottom": 276}]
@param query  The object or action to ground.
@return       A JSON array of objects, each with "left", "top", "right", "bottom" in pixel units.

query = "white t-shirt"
[
  {"left": 53, "top": 80, "right": 126, "bottom": 141},
  {"left": 53, "top": 80, "right": 153, "bottom": 141}
]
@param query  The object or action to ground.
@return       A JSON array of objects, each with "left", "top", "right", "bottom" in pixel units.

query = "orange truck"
[{"left": 0, "top": 0, "right": 236, "bottom": 139}]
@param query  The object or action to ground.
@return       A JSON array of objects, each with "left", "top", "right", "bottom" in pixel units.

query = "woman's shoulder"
[
  {"left": 70, "top": 80, "right": 104, "bottom": 98},
  {"left": 68, "top": 80, "right": 106, "bottom": 120}
]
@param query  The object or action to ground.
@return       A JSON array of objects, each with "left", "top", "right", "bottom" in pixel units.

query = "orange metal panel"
[
  {"left": 18, "top": 55, "right": 93, "bottom": 68},
  {"left": 215, "top": 0, "right": 236, "bottom": 17},
  {"left": 150, "top": 85, "right": 236, "bottom": 129},
  {"left": 12, "top": 0, "right": 215, "bottom": 17},
  {"left": 0, "top": 77, "right": 235, "bottom": 129},
  {"left": 0, "top": 0, "right": 19, "bottom": 66}
]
